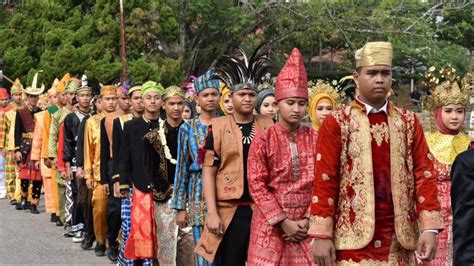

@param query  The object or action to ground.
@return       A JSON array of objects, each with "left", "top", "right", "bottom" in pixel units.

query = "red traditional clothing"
[
  {"left": 423, "top": 132, "right": 471, "bottom": 265},
  {"left": 309, "top": 100, "right": 443, "bottom": 264},
  {"left": 275, "top": 48, "right": 308, "bottom": 101},
  {"left": 124, "top": 189, "right": 157, "bottom": 260},
  {"left": 16, "top": 108, "right": 41, "bottom": 181},
  {"left": 57, "top": 123, "right": 65, "bottom": 172},
  {"left": 247, "top": 123, "right": 317, "bottom": 265}
]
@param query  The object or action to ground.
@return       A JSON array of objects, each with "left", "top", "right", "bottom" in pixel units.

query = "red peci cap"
[{"left": 0, "top": 88, "right": 9, "bottom": 99}]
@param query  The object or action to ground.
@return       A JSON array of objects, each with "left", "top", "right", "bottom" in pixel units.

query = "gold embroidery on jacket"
[
  {"left": 338, "top": 234, "right": 414, "bottom": 265},
  {"left": 330, "top": 105, "right": 427, "bottom": 251},
  {"left": 370, "top": 122, "right": 389, "bottom": 147},
  {"left": 389, "top": 110, "right": 418, "bottom": 250},
  {"left": 308, "top": 215, "right": 333, "bottom": 237},
  {"left": 418, "top": 210, "right": 443, "bottom": 230},
  {"left": 333, "top": 107, "right": 375, "bottom": 250}
]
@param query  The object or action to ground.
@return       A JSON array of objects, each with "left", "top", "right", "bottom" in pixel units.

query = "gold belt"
[{"left": 22, "top": 133, "right": 34, "bottom": 138}]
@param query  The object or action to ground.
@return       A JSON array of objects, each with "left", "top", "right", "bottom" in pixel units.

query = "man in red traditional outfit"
[
  {"left": 14, "top": 71, "right": 45, "bottom": 214},
  {"left": 247, "top": 48, "right": 317, "bottom": 265},
  {"left": 309, "top": 42, "right": 444, "bottom": 265}
]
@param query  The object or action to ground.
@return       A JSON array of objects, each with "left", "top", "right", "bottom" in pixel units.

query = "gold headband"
[
  {"left": 128, "top": 85, "right": 142, "bottom": 95},
  {"left": 100, "top": 85, "right": 117, "bottom": 96},
  {"left": 355, "top": 42, "right": 393, "bottom": 68},
  {"left": 163, "top": 85, "right": 185, "bottom": 101}
]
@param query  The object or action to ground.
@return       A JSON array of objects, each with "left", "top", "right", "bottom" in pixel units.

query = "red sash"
[
  {"left": 124, "top": 189, "right": 157, "bottom": 260},
  {"left": 18, "top": 108, "right": 35, "bottom": 133}
]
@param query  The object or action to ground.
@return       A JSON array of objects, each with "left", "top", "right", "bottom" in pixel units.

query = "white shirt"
[{"left": 356, "top": 97, "right": 388, "bottom": 115}]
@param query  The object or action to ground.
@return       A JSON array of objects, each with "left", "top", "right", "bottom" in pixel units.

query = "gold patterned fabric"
[
  {"left": 355, "top": 42, "right": 393, "bottom": 67},
  {"left": 309, "top": 101, "right": 444, "bottom": 253},
  {"left": 370, "top": 122, "right": 389, "bottom": 147},
  {"left": 426, "top": 132, "right": 471, "bottom": 165},
  {"left": 337, "top": 235, "right": 414, "bottom": 265}
]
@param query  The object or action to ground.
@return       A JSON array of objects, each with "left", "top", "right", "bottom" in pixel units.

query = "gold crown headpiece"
[
  {"left": 423, "top": 66, "right": 471, "bottom": 111},
  {"left": 257, "top": 73, "right": 275, "bottom": 92},
  {"left": 307, "top": 80, "right": 344, "bottom": 104},
  {"left": 423, "top": 65, "right": 459, "bottom": 88}
]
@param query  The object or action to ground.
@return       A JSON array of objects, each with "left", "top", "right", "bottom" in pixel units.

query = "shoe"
[
  {"left": 94, "top": 243, "right": 106, "bottom": 256},
  {"left": 63, "top": 225, "right": 79, "bottom": 237},
  {"left": 16, "top": 197, "right": 26, "bottom": 210},
  {"left": 50, "top": 214, "right": 58, "bottom": 223},
  {"left": 81, "top": 235, "right": 95, "bottom": 250},
  {"left": 10, "top": 199, "right": 17, "bottom": 205},
  {"left": 107, "top": 244, "right": 119, "bottom": 262},
  {"left": 72, "top": 231, "right": 84, "bottom": 243},
  {"left": 30, "top": 205, "right": 40, "bottom": 214},
  {"left": 56, "top": 220, "right": 64, "bottom": 226}
]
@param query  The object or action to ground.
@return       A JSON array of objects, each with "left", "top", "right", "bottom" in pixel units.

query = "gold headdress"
[
  {"left": 308, "top": 80, "right": 344, "bottom": 104},
  {"left": 422, "top": 66, "right": 470, "bottom": 111},
  {"left": 355, "top": 42, "right": 393, "bottom": 68},
  {"left": 163, "top": 85, "right": 185, "bottom": 101},
  {"left": 308, "top": 80, "right": 345, "bottom": 130},
  {"left": 257, "top": 73, "right": 275, "bottom": 92},
  {"left": 48, "top": 78, "right": 59, "bottom": 96},
  {"left": 100, "top": 85, "right": 117, "bottom": 96}
]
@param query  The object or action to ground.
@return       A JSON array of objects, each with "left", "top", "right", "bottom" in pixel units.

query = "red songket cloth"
[
  {"left": 422, "top": 158, "right": 453, "bottom": 266},
  {"left": 247, "top": 123, "right": 317, "bottom": 265},
  {"left": 124, "top": 189, "right": 157, "bottom": 260},
  {"left": 309, "top": 100, "right": 443, "bottom": 264}
]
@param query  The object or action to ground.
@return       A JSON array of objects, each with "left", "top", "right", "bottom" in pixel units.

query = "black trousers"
[
  {"left": 215, "top": 205, "right": 252, "bottom": 266},
  {"left": 71, "top": 172, "right": 85, "bottom": 226},
  {"left": 20, "top": 179, "right": 42, "bottom": 200},
  {"left": 78, "top": 178, "right": 94, "bottom": 238},
  {"left": 106, "top": 161, "right": 121, "bottom": 247}
]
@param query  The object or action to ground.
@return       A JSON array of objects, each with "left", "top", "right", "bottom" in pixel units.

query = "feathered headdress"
[{"left": 213, "top": 43, "right": 271, "bottom": 92}]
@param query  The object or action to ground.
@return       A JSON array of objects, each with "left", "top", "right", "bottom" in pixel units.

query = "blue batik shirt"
[{"left": 169, "top": 117, "right": 209, "bottom": 226}]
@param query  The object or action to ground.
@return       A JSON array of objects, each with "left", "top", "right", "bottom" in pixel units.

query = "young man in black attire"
[
  {"left": 62, "top": 85, "right": 92, "bottom": 242},
  {"left": 119, "top": 81, "right": 163, "bottom": 265},
  {"left": 143, "top": 86, "right": 187, "bottom": 265}
]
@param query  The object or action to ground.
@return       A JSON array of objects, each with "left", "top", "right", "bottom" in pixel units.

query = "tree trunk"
[{"left": 179, "top": 1, "right": 187, "bottom": 60}]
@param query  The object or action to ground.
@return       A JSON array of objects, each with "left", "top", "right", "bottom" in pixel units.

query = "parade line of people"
[{"left": 0, "top": 41, "right": 473, "bottom": 265}]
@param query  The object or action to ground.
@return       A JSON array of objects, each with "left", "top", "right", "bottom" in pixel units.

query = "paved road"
[{"left": 0, "top": 198, "right": 113, "bottom": 265}]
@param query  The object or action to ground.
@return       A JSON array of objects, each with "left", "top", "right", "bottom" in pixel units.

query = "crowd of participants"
[{"left": 0, "top": 41, "right": 473, "bottom": 265}]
